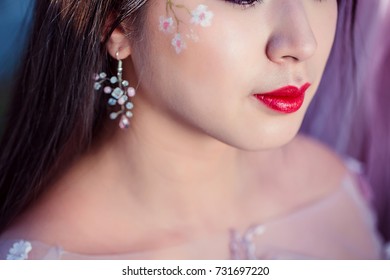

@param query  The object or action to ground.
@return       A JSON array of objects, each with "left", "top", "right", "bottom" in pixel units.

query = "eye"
[
  {"left": 224, "top": 0, "right": 329, "bottom": 8},
  {"left": 224, "top": 0, "right": 264, "bottom": 9}
]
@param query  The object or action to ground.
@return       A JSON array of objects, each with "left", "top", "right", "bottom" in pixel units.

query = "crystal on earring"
[
  {"left": 119, "top": 116, "right": 130, "bottom": 129},
  {"left": 110, "top": 112, "right": 118, "bottom": 120},
  {"left": 126, "top": 102, "right": 134, "bottom": 110},
  {"left": 108, "top": 98, "right": 117, "bottom": 106},
  {"left": 126, "top": 111, "right": 133, "bottom": 118},
  {"left": 110, "top": 76, "right": 118, "bottom": 84},
  {"left": 104, "top": 86, "right": 112, "bottom": 94},
  {"left": 118, "top": 95, "right": 128, "bottom": 105},
  {"left": 122, "top": 80, "right": 129, "bottom": 87},
  {"left": 99, "top": 72, "right": 107, "bottom": 79},
  {"left": 94, "top": 82, "right": 102, "bottom": 90},
  {"left": 127, "top": 87, "right": 136, "bottom": 97},
  {"left": 112, "top": 88, "right": 124, "bottom": 99}
]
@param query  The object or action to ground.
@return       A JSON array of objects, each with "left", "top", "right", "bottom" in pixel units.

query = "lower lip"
[{"left": 254, "top": 83, "right": 311, "bottom": 114}]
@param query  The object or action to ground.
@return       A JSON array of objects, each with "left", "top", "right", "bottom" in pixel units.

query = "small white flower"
[
  {"left": 6, "top": 240, "right": 32, "bottom": 260},
  {"left": 191, "top": 5, "right": 214, "bottom": 27},
  {"left": 171, "top": 33, "right": 187, "bottom": 54},
  {"left": 159, "top": 16, "right": 174, "bottom": 33}
]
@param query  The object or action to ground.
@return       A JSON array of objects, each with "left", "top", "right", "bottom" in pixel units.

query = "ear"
[{"left": 106, "top": 28, "right": 132, "bottom": 60}]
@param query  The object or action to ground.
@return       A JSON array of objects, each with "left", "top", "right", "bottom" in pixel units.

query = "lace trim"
[
  {"left": 230, "top": 225, "right": 266, "bottom": 259},
  {"left": 7, "top": 240, "right": 32, "bottom": 260}
]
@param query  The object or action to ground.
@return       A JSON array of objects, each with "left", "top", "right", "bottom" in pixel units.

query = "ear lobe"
[{"left": 106, "top": 28, "right": 132, "bottom": 60}]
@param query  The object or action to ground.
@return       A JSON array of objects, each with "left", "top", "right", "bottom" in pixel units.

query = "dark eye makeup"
[
  {"left": 223, "top": 0, "right": 327, "bottom": 9},
  {"left": 224, "top": 0, "right": 263, "bottom": 8}
]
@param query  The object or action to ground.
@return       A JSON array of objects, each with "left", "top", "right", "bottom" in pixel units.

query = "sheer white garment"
[{"left": 0, "top": 174, "right": 384, "bottom": 260}]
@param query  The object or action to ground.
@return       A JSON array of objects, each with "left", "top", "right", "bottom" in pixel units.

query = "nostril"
[
  {"left": 265, "top": 5, "right": 319, "bottom": 64},
  {"left": 266, "top": 32, "right": 318, "bottom": 64},
  {"left": 281, "top": 55, "right": 299, "bottom": 62}
]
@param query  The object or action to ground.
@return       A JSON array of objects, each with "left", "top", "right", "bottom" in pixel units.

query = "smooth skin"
[{"left": 1, "top": 0, "right": 347, "bottom": 256}]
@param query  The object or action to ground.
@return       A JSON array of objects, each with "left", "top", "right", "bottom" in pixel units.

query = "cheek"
[
  {"left": 136, "top": 4, "right": 252, "bottom": 113},
  {"left": 310, "top": 3, "right": 338, "bottom": 71},
  {"left": 302, "top": 2, "right": 338, "bottom": 103}
]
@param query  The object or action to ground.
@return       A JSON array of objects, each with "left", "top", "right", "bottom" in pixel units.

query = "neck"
[
  {"left": 118, "top": 108, "right": 239, "bottom": 192},
  {"left": 90, "top": 98, "right": 280, "bottom": 230},
  {"left": 95, "top": 101, "right": 248, "bottom": 228}
]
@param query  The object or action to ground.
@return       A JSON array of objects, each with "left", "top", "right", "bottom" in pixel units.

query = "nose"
[{"left": 266, "top": 3, "right": 318, "bottom": 64}]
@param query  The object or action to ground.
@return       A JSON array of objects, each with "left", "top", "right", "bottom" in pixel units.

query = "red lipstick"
[{"left": 254, "top": 83, "right": 311, "bottom": 113}]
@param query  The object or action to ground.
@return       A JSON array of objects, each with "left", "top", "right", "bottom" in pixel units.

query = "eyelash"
[
  {"left": 224, "top": 0, "right": 263, "bottom": 9},
  {"left": 224, "top": 0, "right": 326, "bottom": 9}
]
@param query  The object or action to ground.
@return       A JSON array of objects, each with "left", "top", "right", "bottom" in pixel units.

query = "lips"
[{"left": 254, "top": 83, "right": 311, "bottom": 114}]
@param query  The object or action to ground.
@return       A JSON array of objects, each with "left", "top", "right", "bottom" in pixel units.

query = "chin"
[
  {"left": 223, "top": 121, "right": 302, "bottom": 152},
  {"left": 246, "top": 133, "right": 298, "bottom": 152}
]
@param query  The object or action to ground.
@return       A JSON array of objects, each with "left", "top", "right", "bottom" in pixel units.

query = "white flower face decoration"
[
  {"left": 171, "top": 33, "right": 187, "bottom": 54},
  {"left": 159, "top": 1, "right": 214, "bottom": 54},
  {"left": 159, "top": 16, "right": 175, "bottom": 33},
  {"left": 190, "top": 4, "right": 214, "bottom": 27}
]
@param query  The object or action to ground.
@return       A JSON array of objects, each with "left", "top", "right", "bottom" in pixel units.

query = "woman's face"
[{"left": 129, "top": 0, "right": 338, "bottom": 150}]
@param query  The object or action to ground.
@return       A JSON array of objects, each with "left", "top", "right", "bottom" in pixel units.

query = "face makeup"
[
  {"left": 159, "top": 1, "right": 214, "bottom": 54},
  {"left": 254, "top": 83, "right": 311, "bottom": 114},
  {"left": 133, "top": 0, "right": 338, "bottom": 150}
]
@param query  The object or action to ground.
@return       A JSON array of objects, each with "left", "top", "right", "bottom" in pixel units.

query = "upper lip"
[{"left": 254, "top": 83, "right": 311, "bottom": 98}]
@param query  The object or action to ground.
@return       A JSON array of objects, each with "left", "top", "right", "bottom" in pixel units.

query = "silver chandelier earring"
[{"left": 94, "top": 52, "right": 136, "bottom": 129}]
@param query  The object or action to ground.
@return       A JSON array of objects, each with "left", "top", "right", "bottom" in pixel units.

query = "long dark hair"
[
  {"left": 0, "top": 0, "right": 355, "bottom": 233},
  {"left": 0, "top": 0, "right": 148, "bottom": 232}
]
